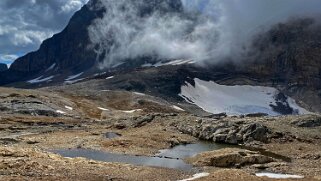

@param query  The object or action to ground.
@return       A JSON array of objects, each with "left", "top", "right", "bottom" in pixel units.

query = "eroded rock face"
[
  {"left": 178, "top": 119, "right": 271, "bottom": 145},
  {"left": 187, "top": 148, "right": 275, "bottom": 168}
]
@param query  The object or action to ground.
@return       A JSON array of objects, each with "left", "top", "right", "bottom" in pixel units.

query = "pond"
[{"left": 51, "top": 141, "right": 228, "bottom": 171}]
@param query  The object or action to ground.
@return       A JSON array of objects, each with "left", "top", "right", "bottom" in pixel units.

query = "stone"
[
  {"left": 240, "top": 123, "right": 270, "bottom": 143},
  {"left": 291, "top": 116, "right": 321, "bottom": 127},
  {"left": 187, "top": 148, "right": 275, "bottom": 168}
]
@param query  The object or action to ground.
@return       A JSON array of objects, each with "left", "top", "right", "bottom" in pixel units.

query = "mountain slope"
[{"left": 0, "top": 0, "right": 183, "bottom": 85}]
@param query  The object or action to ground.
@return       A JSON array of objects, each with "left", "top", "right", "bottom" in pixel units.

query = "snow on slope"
[
  {"left": 65, "top": 72, "right": 84, "bottom": 81},
  {"left": 180, "top": 78, "right": 309, "bottom": 116},
  {"left": 27, "top": 76, "right": 54, "bottom": 84},
  {"left": 142, "top": 59, "right": 195, "bottom": 68}
]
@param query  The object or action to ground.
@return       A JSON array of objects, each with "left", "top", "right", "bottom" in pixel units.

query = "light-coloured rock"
[{"left": 187, "top": 148, "right": 275, "bottom": 168}]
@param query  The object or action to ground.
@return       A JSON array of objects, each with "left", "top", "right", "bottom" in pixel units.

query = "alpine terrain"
[{"left": 0, "top": 0, "right": 321, "bottom": 180}]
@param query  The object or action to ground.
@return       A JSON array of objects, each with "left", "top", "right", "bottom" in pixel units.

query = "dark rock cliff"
[
  {"left": 240, "top": 18, "right": 321, "bottom": 111},
  {"left": 0, "top": 63, "right": 8, "bottom": 72}
]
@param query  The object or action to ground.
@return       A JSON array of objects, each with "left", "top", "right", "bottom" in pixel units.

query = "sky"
[{"left": 0, "top": 0, "right": 89, "bottom": 67}]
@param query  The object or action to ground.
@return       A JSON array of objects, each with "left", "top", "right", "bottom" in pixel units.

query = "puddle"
[
  {"left": 105, "top": 132, "right": 121, "bottom": 139},
  {"left": 256, "top": 172, "right": 304, "bottom": 179}
]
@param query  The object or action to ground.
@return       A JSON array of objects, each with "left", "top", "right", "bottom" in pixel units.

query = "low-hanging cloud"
[{"left": 88, "top": 0, "right": 321, "bottom": 68}]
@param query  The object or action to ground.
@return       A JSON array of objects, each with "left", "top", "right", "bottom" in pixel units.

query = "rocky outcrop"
[
  {"left": 291, "top": 115, "right": 321, "bottom": 127},
  {"left": 0, "top": 63, "right": 7, "bottom": 72},
  {"left": 178, "top": 119, "right": 271, "bottom": 144},
  {"left": 187, "top": 148, "right": 275, "bottom": 168}
]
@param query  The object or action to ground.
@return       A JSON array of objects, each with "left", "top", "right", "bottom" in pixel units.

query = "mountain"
[
  {"left": 242, "top": 18, "right": 321, "bottom": 112},
  {"left": 0, "top": 0, "right": 183, "bottom": 85},
  {"left": 0, "top": 63, "right": 7, "bottom": 72}
]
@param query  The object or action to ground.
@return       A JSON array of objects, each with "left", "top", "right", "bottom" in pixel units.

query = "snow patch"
[
  {"left": 178, "top": 172, "right": 210, "bottom": 181},
  {"left": 112, "top": 62, "right": 124, "bottom": 68},
  {"left": 65, "top": 72, "right": 84, "bottom": 81},
  {"left": 180, "top": 78, "right": 309, "bottom": 116},
  {"left": 45, "top": 63, "right": 56, "bottom": 72},
  {"left": 256, "top": 173, "right": 304, "bottom": 179},
  {"left": 98, "top": 107, "right": 109, "bottom": 111},
  {"left": 133, "top": 92, "right": 145, "bottom": 96},
  {"left": 64, "top": 78, "right": 84, "bottom": 85},
  {"left": 122, "top": 109, "right": 142, "bottom": 113},
  {"left": 28, "top": 76, "right": 54, "bottom": 84},
  {"left": 106, "top": 76, "right": 114, "bottom": 80},
  {"left": 56, "top": 110, "right": 66, "bottom": 114},
  {"left": 142, "top": 59, "right": 194, "bottom": 68},
  {"left": 172, "top": 105, "right": 185, "bottom": 111},
  {"left": 65, "top": 106, "right": 73, "bottom": 111}
]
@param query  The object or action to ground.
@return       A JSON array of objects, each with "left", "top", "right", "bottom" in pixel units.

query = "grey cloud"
[{"left": 0, "top": 0, "right": 88, "bottom": 58}]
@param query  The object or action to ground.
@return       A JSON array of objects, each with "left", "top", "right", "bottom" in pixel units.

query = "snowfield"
[{"left": 180, "top": 78, "right": 309, "bottom": 116}]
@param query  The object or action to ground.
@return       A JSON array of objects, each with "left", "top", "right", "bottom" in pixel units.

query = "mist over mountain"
[{"left": 88, "top": 0, "right": 321, "bottom": 68}]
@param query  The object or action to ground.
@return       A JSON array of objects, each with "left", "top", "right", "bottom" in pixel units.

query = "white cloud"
[
  {"left": 0, "top": 54, "right": 18, "bottom": 61},
  {"left": 0, "top": 0, "right": 88, "bottom": 56},
  {"left": 60, "top": 0, "right": 89, "bottom": 13}
]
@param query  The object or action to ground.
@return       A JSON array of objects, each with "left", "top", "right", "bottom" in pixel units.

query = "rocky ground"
[{"left": 1, "top": 86, "right": 321, "bottom": 180}]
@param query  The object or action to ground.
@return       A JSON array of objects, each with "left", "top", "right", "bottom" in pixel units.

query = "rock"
[
  {"left": 291, "top": 116, "right": 321, "bottom": 127},
  {"left": 246, "top": 113, "right": 268, "bottom": 117},
  {"left": 132, "top": 114, "right": 155, "bottom": 127},
  {"left": 113, "top": 122, "right": 127, "bottom": 129},
  {"left": 179, "top": 119, "right": 271, "bottom": 144},
  {"left": 0, "top": 63, "right": 8, "bottom": 72},
  {"left": 213, "top": 134, "right": 227, "bottom": 143},
  {"left": 203, "top": 113, "right": 227, "bottom": 119},
  {"left": 239, "top": 123, "right": 270, "bottom": 143},
  {"left": 187, "top": 148, "right": 275, "bottom": 168}
]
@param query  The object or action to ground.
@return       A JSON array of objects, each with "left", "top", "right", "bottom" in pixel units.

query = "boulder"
[
  {"left": 187, "top": 148, "right": 275, "bottom": 168},
  {"left": 239, "top": 123, "right": 270, "bottom": 143}
]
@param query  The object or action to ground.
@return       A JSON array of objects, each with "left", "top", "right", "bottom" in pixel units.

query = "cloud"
[
  {"left": 0, "top": 0, "right": 88, "bottom": 58},
  {"left": 0, "top": 54, "right": 19, "bottom": 67},
  {"left": 89, "top": 0, "right": 321, "bottom": 68}
]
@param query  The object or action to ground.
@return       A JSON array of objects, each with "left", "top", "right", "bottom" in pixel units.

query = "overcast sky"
[{"left": 0, "top": 0, "right": 89, "bottom": 66}]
